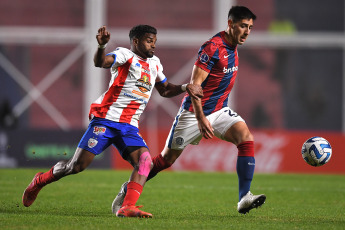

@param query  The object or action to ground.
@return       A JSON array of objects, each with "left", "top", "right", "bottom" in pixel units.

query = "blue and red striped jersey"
[{"left": 182, "top": 31, "right": 239, "bottom": 115}]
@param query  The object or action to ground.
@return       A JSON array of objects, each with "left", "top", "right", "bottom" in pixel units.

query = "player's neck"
[
  {"left": 223, "top": 28, "right": 236, "bottom": 47},
  {"left": 132, "top": 50, "right": 148, "bottom": 60}
]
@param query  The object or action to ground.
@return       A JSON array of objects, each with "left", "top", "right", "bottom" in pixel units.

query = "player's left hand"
[
  {"left": 96, "top": 26, "right": 110, "bottom": 45},
  {"left": 186, "top": 84, "right": 203, "bottom": 99}
]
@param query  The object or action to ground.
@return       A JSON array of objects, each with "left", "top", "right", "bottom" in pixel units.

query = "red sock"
[
  {"left": 237, "top": 141, "right": 255, "bottom": 157},
  {"left": 147, "top": 154, "right": 172, "bottom": 181},
  {"left": 37, "top": 167, "right": 57, "bottom": 186},
  {"left": 122, "top": 182, "right": 143, "bottom": 207}
]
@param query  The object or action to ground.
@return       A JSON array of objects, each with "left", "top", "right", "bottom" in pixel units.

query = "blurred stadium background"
[{"left": 0, "top": 0, "right": 344, "bottom": 174}]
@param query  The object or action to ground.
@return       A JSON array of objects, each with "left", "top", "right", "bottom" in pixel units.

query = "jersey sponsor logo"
[
  {"left": 88, "top": 138, "right": 98, "bottom": 148},
  {"left": 224, "top": 54, "right": 231, "bottom": 58},
  {"left": 223, "top": 66, "right": 238, "bottom": 73},
  {"left": 132, "top": 89, "right": 149, "bottom": 98},
  {"left": 135, "top": 75, "right": 152, "bottom": 93},
  {"left": 199, "top": 53, "right": 210, "bottom": 63},
  {"left": 124, "top": 92, "right": 148, "bottom": 104},
  {"left": 93, "top": 126, "right": 106, "bottom": 135}
]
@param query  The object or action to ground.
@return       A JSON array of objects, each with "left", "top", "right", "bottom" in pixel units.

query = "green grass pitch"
[{"left": 1, "top": 169, "right": 345, "bottom": 229}]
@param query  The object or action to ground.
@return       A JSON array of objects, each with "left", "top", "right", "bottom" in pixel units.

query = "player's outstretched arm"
[
  {"left": 155, "top": 81, "right": 203, "bottom": 99},
  {"left": 94, "top": 26, "right": 114, "bottom": 68}
]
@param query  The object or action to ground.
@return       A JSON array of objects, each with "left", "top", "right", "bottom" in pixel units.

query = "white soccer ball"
[{"left": 301, "top": 136, "right": 332, "bottom": 167}]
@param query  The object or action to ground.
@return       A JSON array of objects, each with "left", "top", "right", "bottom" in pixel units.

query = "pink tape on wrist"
[{"left": 138, "top": 151, "right": 152, "bottom": 177}]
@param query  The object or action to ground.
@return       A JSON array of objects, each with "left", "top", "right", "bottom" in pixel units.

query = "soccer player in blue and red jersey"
[{"left": 113, "top": 6, "right": 266, "bottom": 215}]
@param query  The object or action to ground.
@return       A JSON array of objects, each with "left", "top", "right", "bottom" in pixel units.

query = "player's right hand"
[
  {"left": 96, "top": 26, "right": 110, "bottom": 45},
  {"left": 197, "top": 116, "right": 214, "bottom": 139}
]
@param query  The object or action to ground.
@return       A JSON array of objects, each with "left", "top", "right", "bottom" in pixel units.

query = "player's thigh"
[
  {"left": 223, "top": 121, "right": 253, "bottom": 145},
  {"left": 210, "top": 107, "right": 252, "bottom": 145},
  {"left": 78, "top": 118, "right": 114, "bottom": 155},
  {"left": 111, "top": 123, "right": 149, "bottom": 161},
  {"left": 165, "top": 109, "right": 201, "bottom": 151}
]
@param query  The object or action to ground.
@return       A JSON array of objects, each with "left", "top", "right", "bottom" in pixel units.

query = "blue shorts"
[{"left": 78, "top": 117, "right": 148, "bottom": 158}]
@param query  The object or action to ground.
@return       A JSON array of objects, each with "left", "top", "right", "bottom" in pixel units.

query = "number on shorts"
[{"left": 227, "top": 109, "right": 238, "bottom": 117}]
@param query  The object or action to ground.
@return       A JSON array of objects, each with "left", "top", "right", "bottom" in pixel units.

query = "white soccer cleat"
[
  {"left": 237, "top": 191, "right": 266, "bottom": 214},
  {"left": 111, "top": 181, "right": 128, "bottom": 214}
]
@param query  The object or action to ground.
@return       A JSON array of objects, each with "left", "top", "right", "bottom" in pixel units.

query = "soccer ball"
[{"left": 301, "top": 136, "right": 332, "bottom": 167}]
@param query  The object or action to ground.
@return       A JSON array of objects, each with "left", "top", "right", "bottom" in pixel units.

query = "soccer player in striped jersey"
[
  {"left": 113, "top": 6, "right": 266, "bottom": 215},
  {"left": 22, "top": 25, "right": 203, "bottom": 218}
]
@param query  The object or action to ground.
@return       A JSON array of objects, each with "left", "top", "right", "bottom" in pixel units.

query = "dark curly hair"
[{"left": 129, "top": 25, "right": 157, "bottom": 42}]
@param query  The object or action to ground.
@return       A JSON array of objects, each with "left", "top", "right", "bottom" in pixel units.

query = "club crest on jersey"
[
  {"left": 135, "top": 75, "right": 152, "bottom": 93},
  {"left": 199, "top": 53, "right": 209, "bottom": 63},
  {"left": 93, "top": 126, "right": 106, "bottom": 135},
  {"left": 88, "top": 138, "right": 98, "bottom": 148}
]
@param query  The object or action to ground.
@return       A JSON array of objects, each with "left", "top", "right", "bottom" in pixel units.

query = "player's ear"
[
  {"left": 228, "top": 19, "right": 234, "bottom": 29},
  {"left": 133, "top": 37, "right": 139, "bottom": 46}
]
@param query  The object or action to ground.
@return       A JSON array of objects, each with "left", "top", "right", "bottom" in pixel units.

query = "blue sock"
[{"left": 236, "top": 156, "right": 255, "bottom": 201}]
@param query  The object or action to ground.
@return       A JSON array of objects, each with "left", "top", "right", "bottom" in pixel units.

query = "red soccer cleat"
[
  {"left": 22, "top": 172, "right": 44, "bottom": 207},
  {"left": 116, "top": 205, "right": 153, "bottom": 218}
]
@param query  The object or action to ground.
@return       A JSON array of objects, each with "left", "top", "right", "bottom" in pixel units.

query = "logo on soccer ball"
[{"left": 301, "top": 136, "right": 332, "bottom": 167}]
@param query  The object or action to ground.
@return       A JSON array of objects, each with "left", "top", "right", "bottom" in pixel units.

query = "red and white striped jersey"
[{"left": 89, "top": 47, "right": 166, "bottom": 128}]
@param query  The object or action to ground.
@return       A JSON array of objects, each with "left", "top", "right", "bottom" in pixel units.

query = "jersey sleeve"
[
  {"left": 155, "top": 57, "right": 167, "bottom": 83},
  {"left": 194, "top": 41, "right": 219, "bottom": 73},
  {"left": 106, "top": 47, "right": 131, "bottom": 69}
]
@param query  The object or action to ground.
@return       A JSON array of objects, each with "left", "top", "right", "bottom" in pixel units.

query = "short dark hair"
[
  {"left": 129, "top": 25, "right": 157, "bottom": 42},
  {"left": 228, "top": 6, "right": 256, "bottom": 22}
]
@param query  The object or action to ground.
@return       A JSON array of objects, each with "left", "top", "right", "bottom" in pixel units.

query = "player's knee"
[
  {"left": 57, "top": 159, "right": 86, "bottom": 175},
  {"left": 242, "top": 132, "right": 253, "bottom": 142},
  {"left": 53, "top": 160, "right": 69, "bottom": 178}
]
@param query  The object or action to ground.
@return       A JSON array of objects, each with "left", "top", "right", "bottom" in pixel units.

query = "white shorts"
[{"left": 166, "top": 107, "right": 245, "bottom": 150}]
